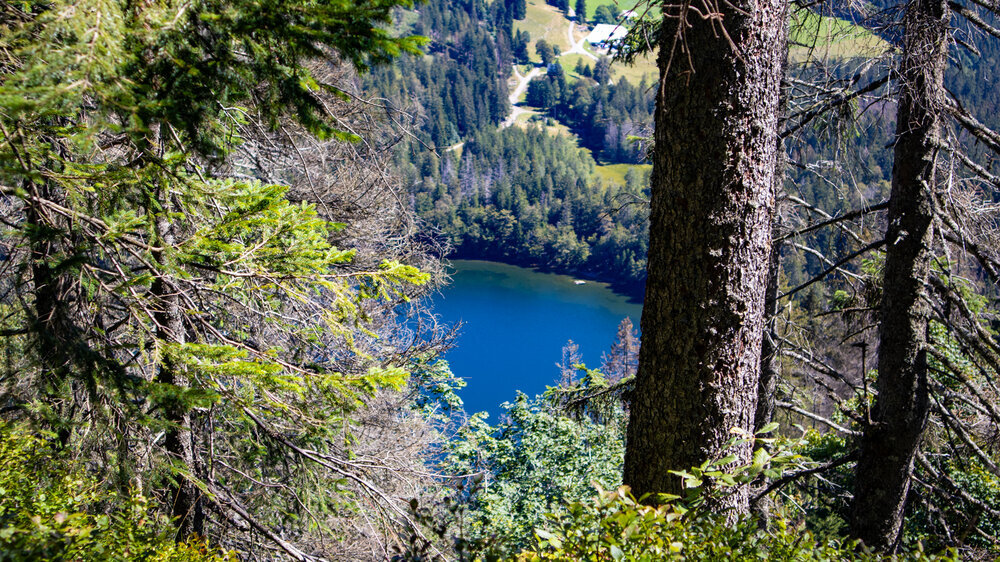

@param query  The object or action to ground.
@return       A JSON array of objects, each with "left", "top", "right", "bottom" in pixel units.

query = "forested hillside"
[
  {"left": 401, "top": 127, "right": 650, "bottom": 290},
  {"left": 366, "top": 0, "right": 656, "bottom": 291},
  {"left": 371, "top": 0, "right": 514, "bottom": 148}
]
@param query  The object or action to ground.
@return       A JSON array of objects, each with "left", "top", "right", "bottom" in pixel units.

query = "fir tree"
[{"left": 0, "top": 0, "right": 433, "bottom": 555}]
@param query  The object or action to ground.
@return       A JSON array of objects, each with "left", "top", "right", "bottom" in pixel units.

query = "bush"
[
  {"left": 520, "top": 485, "right": 956, "bottom": 561},
  {"left": 0, "top": 422, "right": 230, "bottom": 562}
]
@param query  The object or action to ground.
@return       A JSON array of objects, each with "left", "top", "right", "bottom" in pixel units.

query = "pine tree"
[
  {"left": 0, "top": 0, "right": 432, "bottom": 555},
  {"left": 601, "top": 318, "right": 639, "bottom": 383},
  {"left": 851, "top": 0, "right": 950, "bottom": 548},
  {"left": 623, "top": 0, "right": 789, "bottom": 516},
  {"left": 536, "top": 39, "right": 556, "bottom": 66},
  {"left": 514, "top": 30, "right": 532, "bottom": 62},
  {"left": 593, "top": 56, "right": 612, "bottom": 84},
  {"left": 514, "top": 0, "right": 527, "bottom": 19}
]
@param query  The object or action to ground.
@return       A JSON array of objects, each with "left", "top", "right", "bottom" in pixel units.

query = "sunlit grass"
[
  {"left": 593, "top": 163, "right": 651, "bottom": 185},
  {"left": 789, "top": 9, "right": 891, "bottom": 61},
  {"left": 515, "top": 0, "right": 572, "bottom": 58}
]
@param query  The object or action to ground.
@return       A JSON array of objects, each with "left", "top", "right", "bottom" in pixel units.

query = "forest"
[{"left": 2, "top": 0, "right": 1000, "bottom": 559}]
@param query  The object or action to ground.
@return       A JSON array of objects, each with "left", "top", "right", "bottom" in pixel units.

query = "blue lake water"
[{"left": 430, "top": 260, "right": 643, "bottom": 418}]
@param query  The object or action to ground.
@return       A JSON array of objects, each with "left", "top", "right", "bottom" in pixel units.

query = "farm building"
[{"left": 586, "top": 24, "right": 627, "bottom": 48}]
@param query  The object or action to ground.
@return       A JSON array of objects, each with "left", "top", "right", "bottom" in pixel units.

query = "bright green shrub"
[
  {"left": 520, "top": 485, "right": 956, "bottom": 562},
  {"left": 444, "top": 393, "right": 626, "bottom": 551},
  {"left": 0, "top": 422, "right": 230, "bottom": 562}
]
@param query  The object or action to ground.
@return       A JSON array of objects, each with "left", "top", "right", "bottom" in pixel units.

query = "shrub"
[{"left": 0, "top": 422, "right": 230, "bottom": 562}]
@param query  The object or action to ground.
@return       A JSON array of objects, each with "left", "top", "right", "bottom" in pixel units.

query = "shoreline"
[{"left": 445, "top": 254, "right": 646, "bottom": 304}]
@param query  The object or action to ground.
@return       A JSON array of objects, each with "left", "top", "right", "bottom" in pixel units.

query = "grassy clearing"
[
  {"left": 584, "top": 1, "right": 616, "bottom": 20},
  {"left": 515, "top": 0, "right": 572, "bottom": 58},
  {"left": 517, "top": 112, "right": 579, "bottom": 140},
  {"left": 610, "top": 51, "right": 656, "bottom": 84},
  {"left": 593, "top": 163, "right": 651, "bottom": 185},
  {"left": 559, "top": 53, "right": 591, "bottom": 80},
  {"left": 391, "top": 8, "right": 421, "bottom": 35},
  {"left": 789, "top": 9, "right": 891, "bottom": 61}
]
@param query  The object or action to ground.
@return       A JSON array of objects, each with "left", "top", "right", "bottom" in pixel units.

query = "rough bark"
[
  {"left": 755, "top": 53, "right": 790, "bottom": 439},
  {"left": 755, "top": 235, "right": 783, "bottom": 436},
  {"left": 622, "top": 0, "right": 787, "bottom": 516},
  {"left": 850, "top": 0, "right": 949, "bottom": 549}
]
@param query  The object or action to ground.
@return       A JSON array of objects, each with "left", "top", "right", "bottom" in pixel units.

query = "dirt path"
[
  {"left": 450, "top": 19, "right": 593, "bottom": 148},
  {"left": 561, "top": 20, "right": 598, "bottom": 60},
  {"left": 502, "top": 65, "right": 545, "bottom": 128}
]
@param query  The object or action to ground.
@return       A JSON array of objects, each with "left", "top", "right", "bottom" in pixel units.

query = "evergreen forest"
[{"left": 2, "top": 0, "right": 1000, "bottom": 559}]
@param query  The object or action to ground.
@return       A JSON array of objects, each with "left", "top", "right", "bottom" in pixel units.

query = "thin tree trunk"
[
  {"left": 850, "top": 0, "right": 949, "bottom": 549},
  {"left": 755, "top": 51, "right": 790, "bottom": 439},
  {"left": 623, "top": 0, "right": 787, "bottom": 516},
  {"left": 755, "top": 236, "right": 783, "bottom": 436},
  {"left": 25, "top": 179, "right": 78, "bottom": 445},
  {"left": 151, "top": 188, "right": 203, "bottom": 538}
]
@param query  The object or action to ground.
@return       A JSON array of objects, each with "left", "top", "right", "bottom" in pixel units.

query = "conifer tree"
[
  {"left": 851, "top": 0, "right": 950, "bottom": 548},
  {"left": 0, "top": 0, "right": 433, "bottom": 556},
  {"left": 537, "top": 39, "right": 556, "bottom": 65},
  {"left": 623, "top": 0, "right": 788, "bottom": 516}
]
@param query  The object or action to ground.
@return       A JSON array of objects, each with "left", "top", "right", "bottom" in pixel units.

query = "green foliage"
[
  {"left": 0, "top": 422, "right": 231, "bottom": 562},
  {"left": 592, "top": 5, "right": 617, "bottom": 24},
  {"left": 519, "top": 429, "right": 953, "bottom": 561},
  {"left": 0, "top": 0, "right": 425, "bottom": 155},
  {"left": 404, "top": 125, "right": 649, "bottom": 291},
  {"left": 368, "top": 0, "right": 513, "bottom": 148},
  {"left": 444, "top": 392, "right": 626, "bottom": 552},
  {"left": 0, "top": 0, "right": 436, "bottom": 554},
  {"left": 519, "top": 484, "right": 954, "bottom": 561}
]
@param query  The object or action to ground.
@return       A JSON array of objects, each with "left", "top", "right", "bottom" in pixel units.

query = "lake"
[{"left": 430, "top": 260, "right": 643, "bottom": 418}]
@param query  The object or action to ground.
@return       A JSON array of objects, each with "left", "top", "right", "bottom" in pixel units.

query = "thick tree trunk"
[
  {"left": 623, "top": 0, "right": 787, "bottom": 516},
  {"left": 850, "top": 0, "right": 948, "bottom": 549}
]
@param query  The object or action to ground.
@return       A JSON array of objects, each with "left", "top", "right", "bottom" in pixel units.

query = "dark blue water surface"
[{"left": 430, "top": 260, "right": 642, "bottom": 419}]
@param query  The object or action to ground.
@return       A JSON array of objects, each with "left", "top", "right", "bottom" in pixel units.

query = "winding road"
[
  {"left": 563, "top": 20, "right": 598, "bottom": 61},
  {"left": 448, "top": 20, "right": 601, "bottom": 150},
  {"left": 502, "top": 65, "right": 545, "bottom": 128}
]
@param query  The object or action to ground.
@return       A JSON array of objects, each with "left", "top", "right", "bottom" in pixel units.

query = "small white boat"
[{"left": 573, "top": 280, "right": 586, "bottom": 285}]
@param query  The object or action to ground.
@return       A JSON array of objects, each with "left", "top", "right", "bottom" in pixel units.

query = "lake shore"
[
  {"left": 445, "top": 251, "right": 647, "bottom": 303},
  {"left": 431, "top": 259, "right": 642, "bottom": 417}
]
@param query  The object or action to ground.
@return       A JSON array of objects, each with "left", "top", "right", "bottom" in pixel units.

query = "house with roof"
[{"left": 586, "top": 24, "right": 627, "bottom": 49}]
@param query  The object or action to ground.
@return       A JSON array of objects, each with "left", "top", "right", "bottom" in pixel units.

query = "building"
[{"left": 586, "top": 24, "right": 627, "bottom": 49}]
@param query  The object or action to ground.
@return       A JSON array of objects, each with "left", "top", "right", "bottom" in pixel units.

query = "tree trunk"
[
  {"left": 25, "top": 179, "right": 78, "bottom": 445},
  {"left": 755, "top": 233, "right": 783, "bottom": 436},
  {"left": 850, "top": 0, "right": 949, "bottom": 549},
  {"left": 622, "top": 0, "right": 787, "bottom": 516},
  {"left": 151, "top": 192, "right": 203, "bottom": 539}
]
